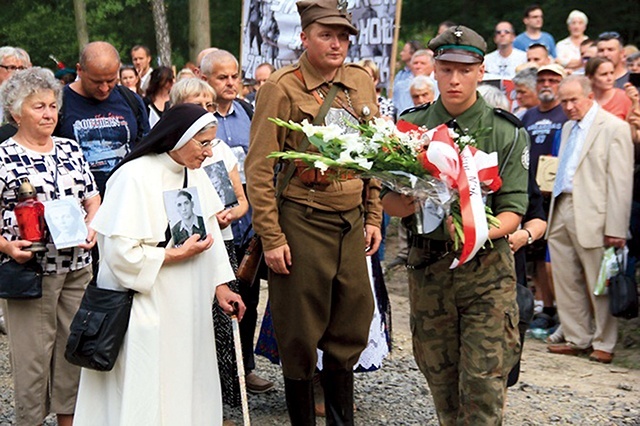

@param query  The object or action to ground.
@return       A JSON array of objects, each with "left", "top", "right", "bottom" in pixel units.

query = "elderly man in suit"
[{"left": 547, "top": 75, "right": 633, "bottom": 364}]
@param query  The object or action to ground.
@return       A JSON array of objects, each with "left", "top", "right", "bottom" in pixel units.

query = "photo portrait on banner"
[{"left": 241, "top": 0, "right": 398, "bottom": 90}]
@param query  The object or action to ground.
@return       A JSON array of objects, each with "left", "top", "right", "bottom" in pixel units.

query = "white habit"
[{"left": 74, "top": 153, "right": 234, "bottom": 426}]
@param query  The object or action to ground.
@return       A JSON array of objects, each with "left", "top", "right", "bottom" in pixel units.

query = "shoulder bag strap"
[{"left": 274, "top": 83, "right": 339, "bottom": 199}]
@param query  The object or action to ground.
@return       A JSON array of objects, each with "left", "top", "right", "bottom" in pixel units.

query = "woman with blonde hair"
[{"left": 556, "top": 10, "right": 589, "bottom": 72}]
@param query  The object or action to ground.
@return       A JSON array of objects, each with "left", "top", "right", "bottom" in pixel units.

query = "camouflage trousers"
[{"left": 407, "top": 237, "right": 520, "bottom": 426}]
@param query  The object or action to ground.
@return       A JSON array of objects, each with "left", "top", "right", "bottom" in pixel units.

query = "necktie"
[{"left": 552, "top": 122, "right": 579, "bottom": 198}]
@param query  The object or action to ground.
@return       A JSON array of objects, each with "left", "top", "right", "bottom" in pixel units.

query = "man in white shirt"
[
  {"left": 131, "top": 45, "right": 153, "bottom": 95},
  {"left": 484, "top": 22, "right": 527, "bottom": 79}
]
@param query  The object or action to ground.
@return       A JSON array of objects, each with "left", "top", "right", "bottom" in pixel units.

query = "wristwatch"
[{"left": 524, "top": 229, "right": 533, "bottom": 245}]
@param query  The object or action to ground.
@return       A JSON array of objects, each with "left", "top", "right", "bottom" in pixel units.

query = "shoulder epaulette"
[
  {"left": 493, "top": 108, "right": 524, "bottom": 128},
  {"left": 271, "top": 62, "right": 301, "bottom": 83},
  {"left": 345, "top": 62, "right": 369, "bottom": 73},
  {"left": 400, "top": 102, "right": 432, "bottom": 118}
]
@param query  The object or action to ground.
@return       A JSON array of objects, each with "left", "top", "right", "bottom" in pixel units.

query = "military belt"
[{"left": 408, "top": 235, "right": 455, "bottom": 270}]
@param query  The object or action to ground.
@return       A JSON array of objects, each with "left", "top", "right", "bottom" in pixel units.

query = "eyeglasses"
[
  {"left": 495, "top": 30, "right": 512, "bottom": 35},
  {"left": 0, "top": 64, "right": 26, "bottom": 72},
  {"left": 598, "top": 31, "right": 621, "bottom": 41},
  {"left": 190, "top": 137, "right": 220, "bottom": 149},
  {"left": 537, "top": 78, "right": 562, "bottom": 84}
]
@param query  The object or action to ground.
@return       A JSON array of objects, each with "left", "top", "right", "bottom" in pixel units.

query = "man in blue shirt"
[
  {"left": 57, "top": 41, "right": 149, "bottom": 194},
  {"left": 200, "top": 49, "right": 275, "bottom": 395},
  {"left": 514, "top": 4, "right": 557, "bottom": 58}
]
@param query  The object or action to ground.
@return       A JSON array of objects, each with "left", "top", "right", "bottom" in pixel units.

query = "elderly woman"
[
  {"left": 556, "top": 10, "right": 589, "bottom": 72},
  {"left": 170, "top": 77, "right": 249, "bottom": 408},
  {"left": 586, "top": 57, "right": 632, "bottom": 120},
  {"left": 73, "top": 104, "right": 244, "bottom": 425},
  {"left": 0, "top": 67, "right": 99, "bottom": 426}
]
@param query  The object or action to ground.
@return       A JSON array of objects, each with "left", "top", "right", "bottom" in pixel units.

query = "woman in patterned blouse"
[{"left": 0, "top": 67, "right": 100, "bottom": 426}]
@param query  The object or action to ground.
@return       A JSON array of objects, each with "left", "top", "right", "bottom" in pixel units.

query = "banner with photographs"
[{"left": 241, "top": 0, "right": 398, "bottom": 89}]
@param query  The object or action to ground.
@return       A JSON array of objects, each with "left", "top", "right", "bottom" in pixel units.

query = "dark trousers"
[{"left": 269, "top": 200, "right": 374, "bottom": 380}]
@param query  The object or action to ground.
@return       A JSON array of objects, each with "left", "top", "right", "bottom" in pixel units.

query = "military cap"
[
  {"left": 296, "top": 0, "right": 358, "bottom": 35},
  {"left": 428, "top": 25, "right": 487, "bottom": 64}
]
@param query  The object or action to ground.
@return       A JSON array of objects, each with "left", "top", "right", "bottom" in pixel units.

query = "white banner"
[{"left": 240, "top": 0, "right": 398, "bottom": 88}]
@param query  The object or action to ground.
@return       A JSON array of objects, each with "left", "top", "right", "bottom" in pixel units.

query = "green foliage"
[
  {"left": 400, "top": 0, "right": 639, "bottom": 52},
  {"left": 1, "top": 0, "right": 637, "bottom": 74}
]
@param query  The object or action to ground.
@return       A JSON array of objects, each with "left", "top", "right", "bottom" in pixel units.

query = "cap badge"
[{"left": 337, "top": 0, "right": 348, "bottom": 13}]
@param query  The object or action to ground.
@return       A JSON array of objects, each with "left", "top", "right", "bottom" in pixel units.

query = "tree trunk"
[
  {"left": 150, "top": 0, "right": 172, "bottom": 66},
  {"left": 189, "top": 0, "right": 211, "bottom": 64},
  {"left": 73, "top": 0, "right": 89, "bottom": 55}
]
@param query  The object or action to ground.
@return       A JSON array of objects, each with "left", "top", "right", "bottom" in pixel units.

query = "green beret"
[
  {"left": 428, "top": 25, "right": 487, "bottom": 64},
  {"left": 296, "top": 0, "right": 358, "bottom": 35}
]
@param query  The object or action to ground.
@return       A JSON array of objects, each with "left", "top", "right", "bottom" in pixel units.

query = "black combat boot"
[
  {"left": 320, "top": 369, "right": 354, "bottom": 426},
  {"left": 284, "top": 377, "right": 316, "bottom": 426}
]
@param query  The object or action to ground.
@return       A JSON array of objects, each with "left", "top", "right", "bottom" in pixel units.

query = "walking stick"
[{"left": 232, "top": 303, "right": 251, "bottom": 426}]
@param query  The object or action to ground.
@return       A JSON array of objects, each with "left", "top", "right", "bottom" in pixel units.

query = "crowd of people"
[{"left": 0, "top": 0, "right": 639, "bottom": 425}]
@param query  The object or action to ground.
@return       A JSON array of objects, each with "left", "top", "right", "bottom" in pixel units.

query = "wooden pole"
[
  {"left": 389, "top": 0, "right": 403, "bottom": 98},
  {"left": 239, "top": 0, "right": 246, "bottom": 73},
  {"left": 232, "top": 315, "right": 251, "bottom": 426}
]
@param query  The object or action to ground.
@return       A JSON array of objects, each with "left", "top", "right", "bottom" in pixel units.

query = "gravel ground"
[
  {"left": 3, "top": 306, "right": 639, "bottom": 425},
  {"left": 1, "top": 224, "right": 639, "bottom": 425}
]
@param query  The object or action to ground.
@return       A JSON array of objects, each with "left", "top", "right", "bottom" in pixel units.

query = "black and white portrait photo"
[
  {"left": 203, "top": 161, "right": 238, "bottom": 208},
  {"left": 44, "top": 198, "right": 88, "bottom": 249},
  {"left": 163, "top": 187, "right": 207, "bottom": 246}
]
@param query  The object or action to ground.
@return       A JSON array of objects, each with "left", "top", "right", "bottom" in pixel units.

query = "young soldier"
[
  {"left": 245, "top": 0, "right": 382, "bottom": 424},
  {"left": 382, "top": 25, "right": 529, "bottom": 425}
]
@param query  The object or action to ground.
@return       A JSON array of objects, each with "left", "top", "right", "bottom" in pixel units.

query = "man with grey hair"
[
  {"left": 0, "top": 45, "right": 31, "bottom": 335},
  {"left": 56, "top": 41, "right": 149, "bottom": 194},
  {"left": 0, "top": 46, "right": 30, "bottom": 129},
  {"left": 199, "top": 48, "right": 274, "bottom": 395},
  {"left": 409, "top": 75, "right": 436, "bottom": 107},
  {"left": 0, "top": 46, "right": 28, "bottom": 87},
  {"left": 513, "top": 66, "right": 540, "bottom": 118},
  {"left": 393, "top": 49, "right": 436, "bottom": 115},
  {"left": 547, "top": 75, "right": 633, "bottom": 364},
  {"left": 521, "top": 63, "right": 568, "bottom": 334}
]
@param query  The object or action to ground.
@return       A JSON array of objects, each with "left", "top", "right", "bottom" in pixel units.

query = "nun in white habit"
[{"left": 74, "top": 104, "right": 245, "bottom": 426}]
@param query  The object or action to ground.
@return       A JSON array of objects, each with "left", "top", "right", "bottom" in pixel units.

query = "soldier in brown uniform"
[{"left": 245, "top": 1, "right": 382, "bottom": 424}]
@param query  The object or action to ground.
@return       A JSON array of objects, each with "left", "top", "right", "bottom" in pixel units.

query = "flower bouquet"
[{"left": 267, "top": 117, "right": 502, "bottom": 267}]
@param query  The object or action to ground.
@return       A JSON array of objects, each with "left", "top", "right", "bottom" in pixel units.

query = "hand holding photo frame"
[
  {"left": 44, "top": 198, "right": 88, "bottom": 249},
  {"left": 163, "top": 187, "right": 208, "bottom": 247}
]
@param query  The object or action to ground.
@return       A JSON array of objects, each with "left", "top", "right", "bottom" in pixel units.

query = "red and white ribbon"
[{"left": 409, "top": 123, "right": 502, "bottom": 268}]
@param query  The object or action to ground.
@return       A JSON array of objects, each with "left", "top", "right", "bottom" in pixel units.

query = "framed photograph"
[
  {"left": 43, "top": 198, "right": 88, "bottom": 249},
  {"left": 203, "top": 160, "right": 238, "bottom": 208},
  {"left": 163, "top": 186, "right": 208, "bottom": 246}
]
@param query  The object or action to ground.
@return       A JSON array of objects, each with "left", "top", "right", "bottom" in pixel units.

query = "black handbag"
[
  {"left": 65, "top": 279, "right": 135, "bottom": 371},
  {"left": 609, "top": 271, "right": 639, "bottom": 319},
  {"left": 0, "top": 258, "right": 43, "bottom": 299}
]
